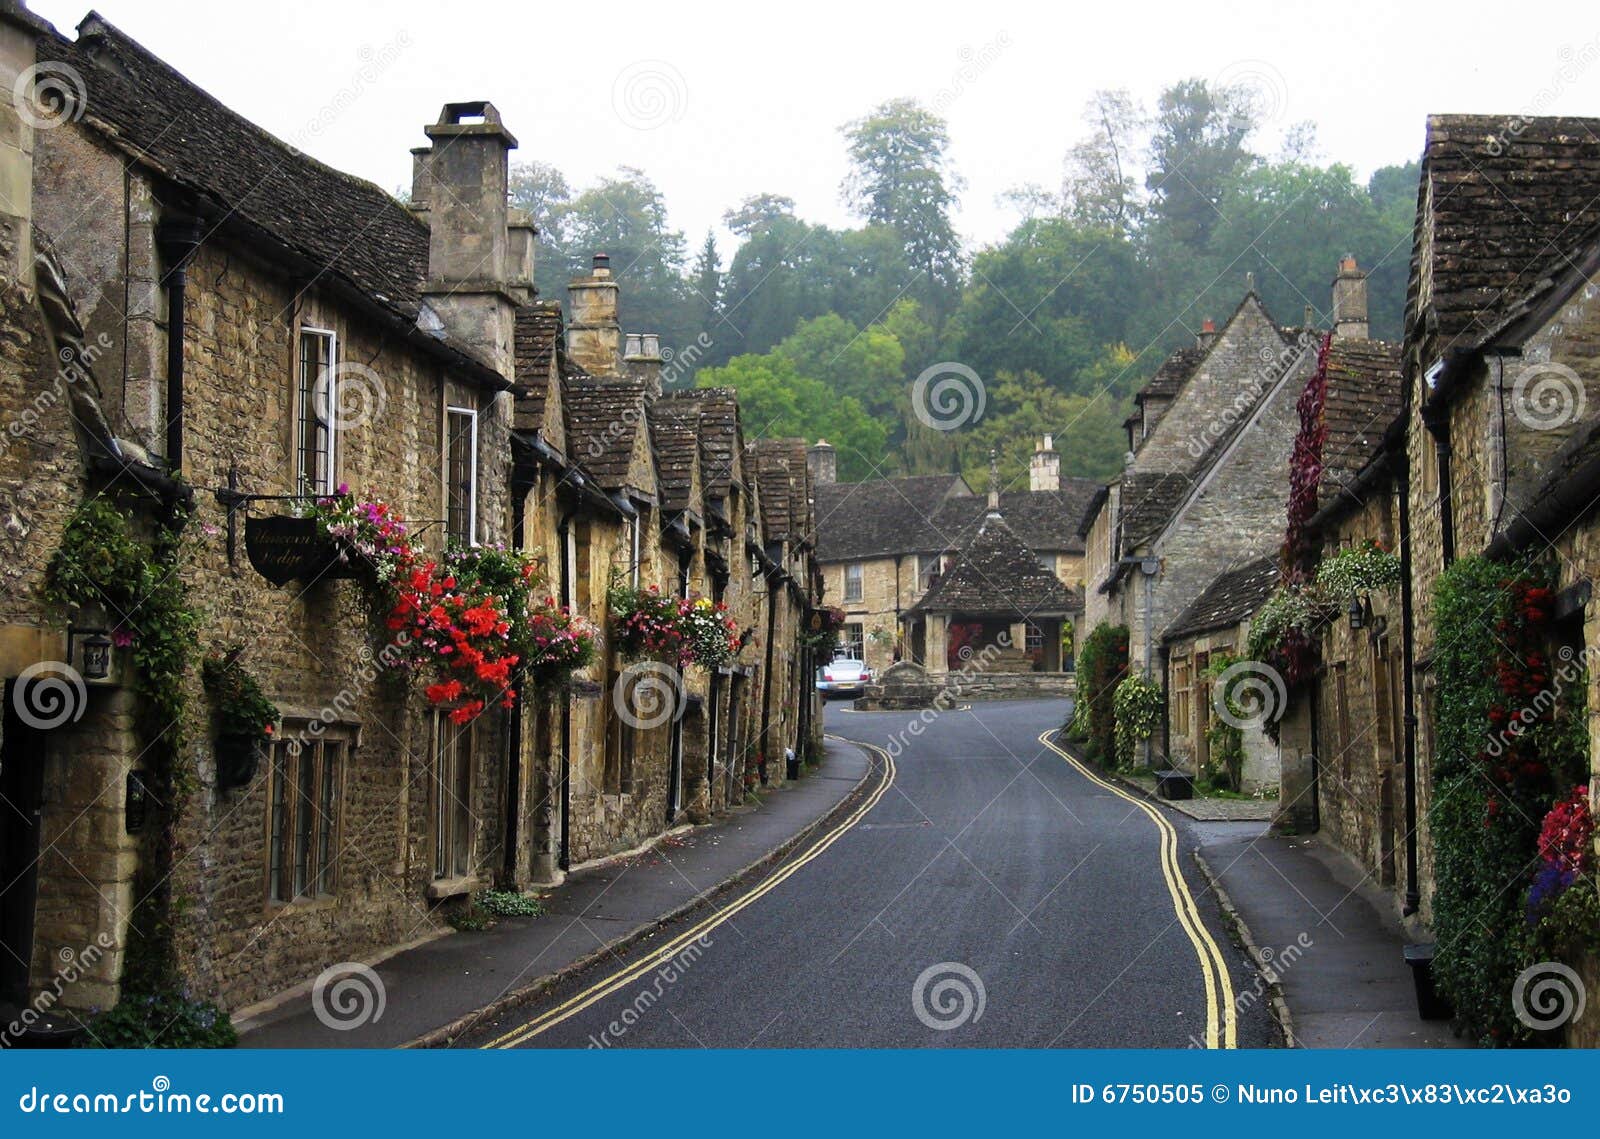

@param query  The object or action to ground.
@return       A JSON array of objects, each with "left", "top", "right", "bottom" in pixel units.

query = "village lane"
[{"left": 462, "top": 698, "right": 1273, "bottom": 1049}]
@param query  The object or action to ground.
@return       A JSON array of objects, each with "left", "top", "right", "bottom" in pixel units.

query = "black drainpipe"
[
  {"left": 157, "top": 216, "right": 203, "bottom": 475},
  {"left": 557, "top": 506, "right": 578, "bottom": 872},
  {"left": 1397, "top": 454, "right": 1422, "bottom": 915}
]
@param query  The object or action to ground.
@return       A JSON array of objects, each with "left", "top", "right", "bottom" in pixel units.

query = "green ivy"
[
  {"left": 1112, "top": 673, "right": 1163, "bottom": 769},
  {"left": 1201, "top": 653, "right": 1247, "bottom": 791},
  {"left": 44, "top": 498, "right": 206, "bottom": 1014},
  {"left": 1071, "top": 623, "right": 1128, "bottom": 764},
  {"left": 1428, "top": 555, "right": 1575, "bottom": 1044}
]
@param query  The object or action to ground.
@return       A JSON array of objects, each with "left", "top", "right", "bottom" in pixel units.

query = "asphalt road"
[{"left": 461, "top": 698, "right": 1274, "bottom": 1049}]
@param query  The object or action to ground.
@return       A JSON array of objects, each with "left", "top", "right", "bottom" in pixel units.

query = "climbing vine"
[
  {"left": 43, "top": 496, "right": 203, "bottom": 1003},
  {"left": 1071, "top": 623, "right": 1128, "bottom": 764},
  {"left": 1112, "top": 673, "right": 1162, "bottom": 770},
  {"left": 1429, "top": 555, "right": 1587, "bottom": 1044}
]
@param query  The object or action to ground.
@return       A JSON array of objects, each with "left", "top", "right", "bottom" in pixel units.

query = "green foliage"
[
  {"left": 1072, "top": 624, "right": 1129, "bottom": 764},
  {"left": 1200, "top": 653, "right": 1246, "bottom": 791},
  {"left": 476, "top": 890, "right": 546, "bottom": 919},
  {"left": 76, "top": 990, "right": 236, "bottom": 1049},
  {"left": 1112, "top": 673, "right": 1163, "bottom": 769},
  {"left": 44, "top": 497, "right": 201, "bottom": 994},
  {"left": 1427, "top": 556, "right": 1574, "bottom": 1044},
  {"left": 1245, "top": 585, "right": 1321, "bottom": 667},
  {"left": 202, "top": 646, "right": 279, "bottom": 743},
  {"left": 695, "top": 352, "right": 887, "bottom": 481},
  {"left": 1316, "top": 539, "right": 1402, "bottom": 597}
]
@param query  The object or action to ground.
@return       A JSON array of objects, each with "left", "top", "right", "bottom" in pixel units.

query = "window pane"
[
  {"left": 433, "top": 723, "right": 449, "bottom": 880},
  {"left": 269, "top": 744, "right": 289, "bottom": 902},
  {"left": 294, "top": 742, "right": 316, "bottom": 897},
  {"left": 446, "top": 410, "right": 475, "bottom": 544},
  {"left": 297, "top": 332, "right": 335, "bottom": 496},
  {"left": 317, "top": 742, "right": 339, "bottom": 895}
]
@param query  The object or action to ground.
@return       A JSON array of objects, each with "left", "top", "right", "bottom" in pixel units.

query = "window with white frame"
[
  {"left": 445, "top": 406, "right": 478, "bottom": 545},
  {"left": 840, "top": 622, "right": 865, "bottom": 660},
  {"left": 1025, "top": 622, "right": 1044, "bottom": 652},
  {"left": 266, "top": 728, "right": 349, "bottom": 904},
  {"left": 843, "top": 562, "right": 863, "bottom": 602},
  {"left": 296, "top": 328, "right": 338, "bottom": 498},
  {"left": 917, "top": 554, "right": 943, "bottom": 591}
]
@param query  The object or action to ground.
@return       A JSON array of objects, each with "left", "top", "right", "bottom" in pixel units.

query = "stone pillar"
[
  {"left": 1029, "top": 435, "right": 1060, "bottom": 491},
  {"left": 1275, "top": 688, "right": 1318, "bottom": 832},
  {"left": 927, "top": 614, "right": 949, "bottom": 676}
]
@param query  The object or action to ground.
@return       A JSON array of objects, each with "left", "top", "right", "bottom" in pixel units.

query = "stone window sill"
[{"left": 426, "top": 875, "right": 482, "bottom": 901}]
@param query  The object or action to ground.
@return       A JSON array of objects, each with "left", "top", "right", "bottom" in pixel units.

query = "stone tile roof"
[
  {"left": 513, "top": 301, "right": 563, "bottom": 435},
  {"left": 784, "top": 438, "right": 814, "bottom": 545},
  {"left": 1408, "top": 115, "right": 1600, "bottom": 364},
  {"left": 907, "top": 511, "right": 1079, "bottom": 618},
  {"left": 813, "top": 473, "right": 1100, "bottom": 563},
  {"left": 563, "top": 379, "right": 648, "bottom": 491},
  {"left": 752, "top": 439, "right": 798, "bottom": 541},
  {"left": 1319, "top": 338, "right": 1404, "bottom": 501},
  {"left": 812, "top": 475, "right": 973, "bottom": 560},
  {"left": 648, "top": 403, "right": 700, "bottom": 517},
  {"left": 43, "top": 16, "right": 441, "bottom": 343},
  {"left": 1140, "top": 345, "right": 1206, "bottom": 403},
  {"left": 1164, "top": 554, "right": 1280, "bottom": 642},
  {"left": 1118, "top": 471, "right": 1195, "bottom": 552},
  {"left": 659, "top": 388, "right": 743, "bottom": 500}
]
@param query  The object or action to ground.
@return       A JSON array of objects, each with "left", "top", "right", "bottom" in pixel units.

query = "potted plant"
[{"left": 201, "top": 646, "right": 279, "bottom": 790}]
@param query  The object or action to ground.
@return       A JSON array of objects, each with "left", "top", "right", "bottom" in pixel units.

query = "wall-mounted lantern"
[{"left": 67, "top": 624, "right": 116, "bottom": 684}]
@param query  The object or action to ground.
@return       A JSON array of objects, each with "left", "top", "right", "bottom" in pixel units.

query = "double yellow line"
[
  {"left": 1037, "top": 730, "right": 1237, "bottom": 1048},
  {"left": 483, "top": 737, "right": 897, "bottom": 1048}
]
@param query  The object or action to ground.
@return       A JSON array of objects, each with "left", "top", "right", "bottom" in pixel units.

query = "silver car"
[{"left": 817, "top": 657, "right": 873, "bottom": 700}]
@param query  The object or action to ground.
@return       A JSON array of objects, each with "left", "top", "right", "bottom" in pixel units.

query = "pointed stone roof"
[
  {"left": 648, "top": 402, "right": 701, "bottom": 517},
  {"left": 906, "top": 510, "right": 1079, "bottom": 619},
  {"left": 1163, "top": 554, "right": 1280, "bottom": 642}
]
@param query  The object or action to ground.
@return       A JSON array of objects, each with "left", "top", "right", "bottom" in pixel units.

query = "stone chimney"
[
  {"left": 1029, "top": 434, "right": 1060, "bottom": 491},
  {"left": 417, "top": 101, "right": 519, "bottom": 377},
  {"left": 986, "top": 450, "right": 1001, "bottom": 514},
  {"left": 623, "top": 332, "right": 664, "bottom": 399},
  {"left": 1196, "top": 318, "right": 1218, "bottom": 350},
  {"left": 0, "top": 1, "right": 46, "bottom": 281},
  {"left": 807, "top": 439, "right": 837, "bottom": 485},
  {"left": 507, "top": 210, "right": 536, "bottom": 305},
  {"left": 1332, "top": 254, "right": 1369, "bottom": 340},
  {"left": 567, "top": 252, "right": 621, "bottom": 376}
]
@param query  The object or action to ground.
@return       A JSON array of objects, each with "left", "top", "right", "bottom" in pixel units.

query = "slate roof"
[
  {"left": 513, "top": 301, "right": 564, "bottom": 435},
  {"left": 648, "top": 404, "right": 701, "bottom": 517},
  {"left": 1140, "top": 345, "right": 1206, "bottom": 403},
  {"left": 1118, "top": 472, "right": 1195, "bottom": 552},
  {"left": 812, "top": 473, "right": 1099, "bottom": 563},
  {"left": 906, "top": 511, "right": 1079, "bottom": 618},
  {"left": 1164, "top": 554, "right": 1281, "bottom": 642},
  {"left": 39, "top": 17, "right": 493, "bottom": 375},
  {"left": 752, "top": 439, "right": 798, "bottom": 541},
  {"left": 658, "top": 388, "right": 743, "bottom": 500},
  {"left": 1318, "top": 338, "right": 1404, "bottom": 501},
  {"left": 563, "top": 379, "right": 649, "bottom": 492},
  {"left": 1408, "top": 115, "right": 1600, "bottom": 364},
  {"left": 785, "top": 439, "right": 814, "bottom": 545}
]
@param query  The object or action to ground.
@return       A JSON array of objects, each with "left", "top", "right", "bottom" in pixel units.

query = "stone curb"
[
  {"left": 406, "top": 737, "right": 881, "bottom": 1048},
  {"left": 1193, "top": 850, "right": 1296, "bottom": 1049}
]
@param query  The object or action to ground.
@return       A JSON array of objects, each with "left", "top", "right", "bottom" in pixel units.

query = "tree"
[
  {"left": 695, "top": 354, "right": 888, "bottom": 481},
  {"left": 508, "top": 159, "right": 573, "bottom": 305},
  {"left": 1062, "top": 89, "right": 1146, "bottom": 232},
  {"left": 1145, "top": 79, "right": 1257, "bottom": 249},
  {"left": 840, "top": 98, "right": 965, "bottom": 316},
  {"left": 955, "top": 364, "right": 1133, "bottom": 487},
  {"left": 723, "top": 193, "right": 797, "bottom": 237},
  {"left": 691, "top": 230, "right": 722, "bottom": 342},
  {"left": 773, "top": 313, "right": 904, "bottom": 419}
]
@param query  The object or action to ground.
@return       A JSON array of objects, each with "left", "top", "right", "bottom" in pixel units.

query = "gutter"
[{"left": 1484, "top": 416, "right": 1600, "bottom": 559}]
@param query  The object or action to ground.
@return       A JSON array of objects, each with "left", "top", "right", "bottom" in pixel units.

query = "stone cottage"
[{"left": 812, "top": 435, "right": 1098, "bottom": 674}]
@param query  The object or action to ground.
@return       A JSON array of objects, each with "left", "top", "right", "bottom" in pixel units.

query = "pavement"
[
  {"left": 457, "top": 698, "right": 1275, "bottom": 1049},
  {"left": 1193, "top": 823, "right": 1469, "bottom": 1048},
  {"left": 239, "top": 738, "right": 872, "bottom": 1048}
]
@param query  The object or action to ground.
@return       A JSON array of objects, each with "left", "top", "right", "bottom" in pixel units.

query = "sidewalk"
[
  {"left": 239, "top": 738, "right": 873, "bottom": 1048},
  {"left": 1195, "top": 824, "right": 1468, "bottom": 1048}
]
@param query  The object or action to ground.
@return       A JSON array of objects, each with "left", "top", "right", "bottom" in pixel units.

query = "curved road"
[{"left": 461, "top": 698, "right": 1273, "bottom": 1049}]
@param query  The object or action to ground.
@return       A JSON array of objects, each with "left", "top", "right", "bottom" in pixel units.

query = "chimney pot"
[
  {"left": 807, "top": 440, "right": 838, "bottom": 485},
  {"left": 593, "top": 251, "right": 611, "bottom": 275}
]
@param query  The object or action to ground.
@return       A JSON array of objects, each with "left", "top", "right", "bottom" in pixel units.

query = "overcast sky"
[{"left": 29, "top": 0, "right": 1600, "bottom": 253}]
